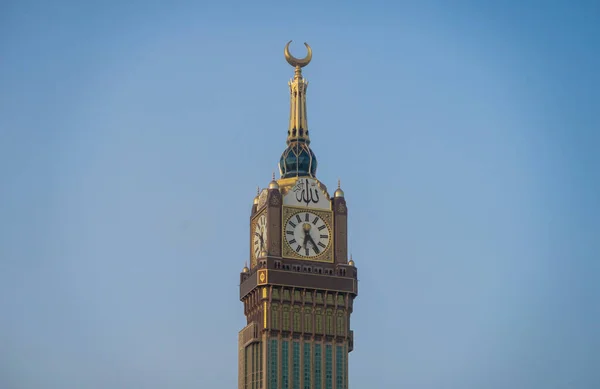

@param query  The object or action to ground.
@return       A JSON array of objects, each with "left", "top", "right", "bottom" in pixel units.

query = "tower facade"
[{"left": 239, "top": 41, "right": 358, "bottom": 389}]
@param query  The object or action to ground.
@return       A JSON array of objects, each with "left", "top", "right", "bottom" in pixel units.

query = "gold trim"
[
  {"left": 281, "top": 206, "right": 334, "bottom": 262},
  {"left": 257, "top": 269, "right": 268, "bottom": 285},
  {"left": 263, "top": 301, "right": 267, "bottom": 329}
]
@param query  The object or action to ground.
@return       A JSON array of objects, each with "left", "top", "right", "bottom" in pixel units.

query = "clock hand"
[
  {"left": 307, "top": 234, "right": 318, "bottom": 249},
  {"left": 302, "top": 232, "right": 309, "bottom": 249},
  {"left": 302, "top": 223, "right": 312, "bottom": 249}
]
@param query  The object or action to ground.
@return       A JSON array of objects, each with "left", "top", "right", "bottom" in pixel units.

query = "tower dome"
[
  {"left": 334, "top": 179, "right": 345, "bottom": 198},
  {"left": 279, "top": 141, "right": 318, "bottom": 178},
  {"left": 268, "top": 172, "right": 280, "bottom": 189}
]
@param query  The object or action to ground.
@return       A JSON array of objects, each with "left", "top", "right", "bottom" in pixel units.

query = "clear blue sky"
[{"left": 1, "top": 1, "right": 599, "bottom": 388}]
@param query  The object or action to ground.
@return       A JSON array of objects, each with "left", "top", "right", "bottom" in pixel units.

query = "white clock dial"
[
  {"left": 284, "top": 211, "right": 331, "bottom": 258},
  {"left": 253, "top": 214, "right": 267, "bottom": 259}
]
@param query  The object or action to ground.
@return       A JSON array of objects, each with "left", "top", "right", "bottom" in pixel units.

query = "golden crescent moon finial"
[{"left": 284, "top": 40, "right": 312, "bottom": 68}]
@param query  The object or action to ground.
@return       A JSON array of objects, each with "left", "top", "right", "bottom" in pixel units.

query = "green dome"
[{"left": 279, "top": 141, "right": 318, "bottom": 178}]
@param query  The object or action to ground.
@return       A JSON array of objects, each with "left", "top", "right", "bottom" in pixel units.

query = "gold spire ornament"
[
  {"left": 269, "top": 172, "right": 279, "bottom": 189},
  {"left": 284, "top": 41, "right": 312, "bottom": 145},
  {"left": 334, "top": 179, "right": 345, "bottom": 198},
  {"left": 279, "top": 40, "right": 318, "bottom": 178},
  {"left": 284, "top": 41, "right": 312, "bottom": 70}
]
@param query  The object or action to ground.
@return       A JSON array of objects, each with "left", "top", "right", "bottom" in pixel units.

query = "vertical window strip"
[
  {"left": 303, "top": 343, "right": 311, "bottom": 389},
  {"left": 254, "top": 343, "right": 259, "bottom": 389},
  {"left": 282, "top": 341, "right": 289, "bottom": 389},
  {"left": 259, "top": 342, "right": 263, "bottom": 388},
  {"left": 272, "top": 305, "right": 279, "bottom": 330},
  {"left": 304, "top": 310, "right": 312, "bottom": 333},
  {"left": 269, "top": 340, "right": 278, "bottom": 389},
  {"left": 336, "top": 346, "right": 343, "bottom": 389},
  {"left": 314, "top": 344, "right": 322, "bottom": 389},
  {"left": 293, "top": 309, "right": 301, "bottom": 332},
  {"left": 251, "top": 344, "right": 255, "bottom": 389},
  {"left": 283, "top": 306, "right": 290, "bottom": 331},
  {"left": 316, "top": 310, "right": 323, "bottom": 333},
  {"left": 245, "top": 345, "right": 249, "bottom": 389},
  {"left": 344, "top": 344, "right": 348, "bottom": 389},
  {"left": 325, "top": 345, "right": 332, "bottom": 389},
  {"left": 293, "top": 342, "right": 300, "bottom": 389}
]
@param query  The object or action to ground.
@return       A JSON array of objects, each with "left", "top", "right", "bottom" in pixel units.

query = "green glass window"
[
  {"left": 269, "top": 340, "right": 278, "bottom": 389},
  {"left": 282, "top": 341, "right": 289, "bottom": 389},
  {"left": 293, "top": 342, "right": 300, "bottom": 389},
  {"left": 336, "top": 345, "right": 344, "bottom": 389},
  {"left": 314, "top": 344, "right": 322, "bottom": 389},
  {"left": 303, "top": 343, "right": 311, "bottom": 389},
  {"left": 325, "top": 345, "right": 332, "bottom": 389}
]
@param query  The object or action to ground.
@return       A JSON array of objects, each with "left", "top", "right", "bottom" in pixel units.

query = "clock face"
[
  {"left": 284, "top": 210, "right": 331, "bottom": 258},
  {"left": 253, "top": 214, "right": 267, "bottom": 259}
]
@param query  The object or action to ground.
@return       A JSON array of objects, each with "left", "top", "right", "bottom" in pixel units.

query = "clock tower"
[{"left": 239, "top": 41, "right": 358, "bottom": 389}]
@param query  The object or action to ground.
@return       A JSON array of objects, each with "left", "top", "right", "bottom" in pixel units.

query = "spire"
[
  {"left": 284, "top": 41, "right": 312, "bottom": 145},
  {"left": 279, "top": 41, "right": 318, "bottom": 179},
  {"left": 269, "top": 172, "right": 279, "bottom": 189},
  {"left": 334, "top": 178, "right": 344, "bottom": 198}
]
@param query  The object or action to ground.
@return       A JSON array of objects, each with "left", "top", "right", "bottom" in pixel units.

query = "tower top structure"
[{"left": 279, "top": 41, "right": 318, "bottom": 178}]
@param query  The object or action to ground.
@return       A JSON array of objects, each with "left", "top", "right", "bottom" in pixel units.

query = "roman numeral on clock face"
[
  {"left": 312, "top": 216, "right": 319, "bottom": 225},
  {"left": 296, "top": 214, "right": 302, "bottom": 223},
  {"left": 320, "top": 234, "right": 328, "bottom": 239},
  {"left": 289, "top": 221, "right": 296, "bottom": 228},
  {"left": 318, "top": 225, "right": 326, "bottom": 231},
  {"left": 286, "top": 230, "right": 294, "bottom": 235},
  {"left": 289, "top": 239, "right": 296, "bottom": 244},
  {"left": 318, "top": 242, "right": 326, "bottom": 248},
  {"left": 296, "top": 245, "right": 301, "bottom": 252}
]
